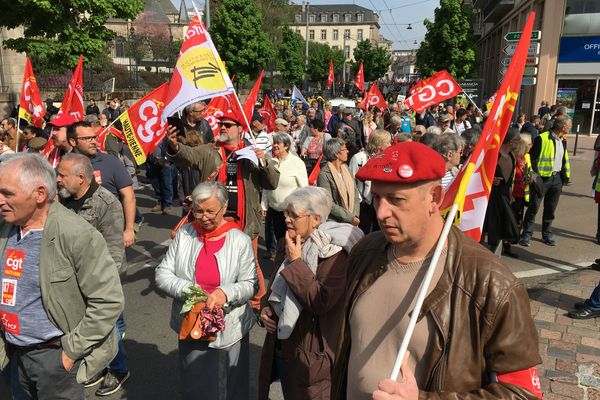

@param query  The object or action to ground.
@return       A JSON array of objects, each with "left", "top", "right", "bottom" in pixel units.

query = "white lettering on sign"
[
  {"left": 137, "top": 100, "right": 160, "bottom": 143},
  {"left": 584, "top": 44, "right": 600, "bottom": 50}
]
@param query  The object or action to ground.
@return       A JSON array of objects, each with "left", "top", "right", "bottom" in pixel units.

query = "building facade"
[
  {"left": 391, "top": 49, "right": 417, "bottom": 82},
  {"left": 472, "top": 0, "right": 600, "bottom": 134},
  {"left": 289, "top": 3, "right": 392, "bottom": 62}
]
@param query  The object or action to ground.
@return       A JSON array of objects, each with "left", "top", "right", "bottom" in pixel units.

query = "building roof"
[
  {"left": 157, "top": 0, "right": 178, "bottom": 15},
  {"left": 292, "top": 4, "right": 379, "bottom": 25},
  {"left": 143, "top": 0, "right": 172, "bottom": 24}
]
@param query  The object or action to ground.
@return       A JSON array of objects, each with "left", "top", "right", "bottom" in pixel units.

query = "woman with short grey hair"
[
  {"left": 317, "top": 138, "right": 360, "bottom": 225},
  {"left": 155, "top": 181, "right": 258, "bottom": 400},
  {"left": 261, "top": 132, "right": 308, "bottom": 260},
  {"left": 258, "top": 186, "right": 364, "bottom": 400}
]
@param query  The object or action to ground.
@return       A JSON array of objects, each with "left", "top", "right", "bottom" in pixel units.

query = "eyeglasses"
[
  {"left": 193, "top": 205, "right": 224, "bottom": 219},
  {"left": 75, "top": 136, "right": 98, "bottom": 142},
  {"left": 218, "top": 122, "right": 239, "bottom": 128},
  {"left": 283, "top": 210, "right": 309, "bottom": 222}
]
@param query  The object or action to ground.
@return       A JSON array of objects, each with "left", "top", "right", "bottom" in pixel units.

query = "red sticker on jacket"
[
  {"left": 93, "top": 170, "right": 102, "bottom": 184},
  {"left": 496, "top": 367, "right": 543, "bottom": 399},
  {"left": 4, "top": 249, "right": 25, "bottom": 279},
  {"left": 1, "top": 279, "right": 17, "bottom": 306},
  {"left": 0, "top": 311, "right": 20, "bottom": 335}
]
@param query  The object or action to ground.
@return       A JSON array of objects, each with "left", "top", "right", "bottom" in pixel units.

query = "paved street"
[{"left": 2, "top": 134, "right": 600, "bottom": 400}]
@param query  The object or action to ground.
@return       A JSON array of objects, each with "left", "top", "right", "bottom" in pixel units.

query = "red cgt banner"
[{"left": 404, "top": 70, "right": 462, "bottom": 113}]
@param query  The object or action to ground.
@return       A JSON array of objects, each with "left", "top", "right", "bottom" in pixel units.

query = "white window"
[
  {"left": 357, "top": 14, "right": 363, "bottom": 22},
  {"left": 295, "top": 14, "right": 301, "bottom": 23},
  {"left": 344, "top": 45, "right": 350, "bottom": 58},
  {"left": 321, "top": 14, "right": 327, "bottom": 23},
  {"left": 345, "top": 14, "right": 351, "bottom": 23},
  {"left": 309, "top": 29, "right": 315, "bottom": 40},
  {"left": 321, "top": 30, "right": 327, "bottom": 40},
  {"left": 357, "top": 29, "right": 363, "bottom": 40},
  {"left": 333, "top": 29, "right": 339, "bottom": 40},
  {"left": 309, "top": 14, "right": 315, "bottom": 23},
  {"left": 332, "top": 14, "right": 339, "bottom": 23},
  {"left": 344, "top": 29, "right": 350, "bottom": 39}
]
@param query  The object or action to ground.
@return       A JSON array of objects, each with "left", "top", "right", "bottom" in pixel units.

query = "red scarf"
[
  {"left": 191, "top": 220, "right": 239, "bottom": 243},
  {"left": 211, "top": 143, "right": 246, "bottom": 232}
]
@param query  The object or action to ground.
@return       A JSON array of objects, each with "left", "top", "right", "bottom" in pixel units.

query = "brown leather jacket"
[{"left": 331, "top": 227, "right": 542, "bottom": 399}]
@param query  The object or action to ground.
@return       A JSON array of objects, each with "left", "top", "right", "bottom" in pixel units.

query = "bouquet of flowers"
[{"left": 179, "top": 286, "right": 225, "bottom": 341}]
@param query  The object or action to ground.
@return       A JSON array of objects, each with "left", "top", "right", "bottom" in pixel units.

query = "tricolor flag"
[
  {"left": 440, "top": 12, "right": 536, "bottom": 241},
  {"left": 161, "top": 16, "right": 235, "bottom": 124},
  {"left": 327, "top": 59, "right": 334, "bottom": 90},
  {"left": 118, "top": 83, "right": 169, "bottom": 165},
  {"left": 242, "top": 70, "right": 264, "bottom": 123},
  {"left": 59, "top": 55, "right": 84, "bottom": 121},
  {"left": 291, "top": 86, "right": 309, "bottom": 108},
  {"left": 354, "top": 62, "right": 364, "bottom": 92},
  {"left": 260, "top": 95, "right": 277, "bottom": 132},
  {"left": 18, "top": 57, "right": 45, "bottom": 128},
  {"left": 358, "top": 83, "right": 388, "bottom": 110}
]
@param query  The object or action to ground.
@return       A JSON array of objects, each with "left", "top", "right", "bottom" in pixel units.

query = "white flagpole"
[
  {"left": 389, "top": 203, "right": 459, "bottom": 381},
  {"left": 96, "top": 116, "right": 121, "bottom": 138},
  {"left": 462, "top": 91, "right": 484, "bottom": 116},
  {"left": 15, "top": 114, "right": 21, "bottom": 152}
]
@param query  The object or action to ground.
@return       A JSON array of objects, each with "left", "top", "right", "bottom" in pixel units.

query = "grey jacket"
[
  {"left": 155, "top": 224, "right": 258, "bottom": 349},
  {"left": 0, "top": 202, "right": 124, "bottom": 383},
  {"left": 71, "top": 185, "right": 125, "bottom": 270},
  {"left": 317, "top": 163, "right": 360, "bottom": 223}
]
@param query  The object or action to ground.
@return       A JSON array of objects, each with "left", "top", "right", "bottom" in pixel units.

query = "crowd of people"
[{"left": 0, "top": 90, "right": 583, "bottom": 400}]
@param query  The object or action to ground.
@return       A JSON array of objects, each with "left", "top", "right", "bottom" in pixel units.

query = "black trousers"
[
  {"left": 358, "top": 202, "right": 380, "bottom": 235},
  {"left": 522, "top": 173, "right": 563, "bottom": 237}
]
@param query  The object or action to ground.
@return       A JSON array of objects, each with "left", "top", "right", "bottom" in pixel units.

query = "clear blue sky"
[{"left": 170, "top": 0, "right": 438, "bottom": 51}]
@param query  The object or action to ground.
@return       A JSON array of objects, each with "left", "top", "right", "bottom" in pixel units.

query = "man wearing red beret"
[{"left": 331, "top": 142, "right": 542, "bottom": 400}]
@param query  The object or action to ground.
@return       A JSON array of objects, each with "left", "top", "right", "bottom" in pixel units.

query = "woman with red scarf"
[{"left": 155, "top": 181, "right": 258, "bottom": 400}]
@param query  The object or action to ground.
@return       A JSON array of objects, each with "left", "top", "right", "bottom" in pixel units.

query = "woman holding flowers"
[
  {"left": 155, "top": 181, "right": 258, "bottom": 400},
  {"left": 258, "top": 186, "right": 364, "bottom": 400}
]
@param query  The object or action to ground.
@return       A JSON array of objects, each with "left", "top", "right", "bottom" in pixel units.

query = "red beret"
[
  {"left": 48, "top": 113, "right": 77, "bottom": 127},
  {"left": 356, "top": 141, "right": 446, "bottom": 183}
]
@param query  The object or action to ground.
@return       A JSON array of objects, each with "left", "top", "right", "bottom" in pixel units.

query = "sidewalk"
[{"left": 529, "top": 267, "right": 600, "bottom": 399}]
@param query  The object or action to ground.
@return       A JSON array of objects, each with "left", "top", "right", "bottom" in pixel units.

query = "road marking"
[{"left": 514, "top": 260, "right": 592, "bottom": 278}]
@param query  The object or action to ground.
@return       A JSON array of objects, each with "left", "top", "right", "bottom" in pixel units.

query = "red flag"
[
  {"left": 404, "top": 70, "right": 462, "bottom": 113},
  {"left": 259, "top": 95, "right": 276, "bottom": 132},
  {"left": 354, "top": 62, "right": 364, "bottom": 92},
  {"left": 358, "top": 84, "right": 388, "bottom": 110},
  {"left": 118, "top": 83, "right": 169, "bottom": 165},
  {"left": 18, "top": 57, "right": 45, "bottom": 128},
  {"left": 327, "top": 59, "right": 334, "bottom": 90},
  {"left": 409, "top": 78, "right": 426, "bottom": 96},
  {"left": 440, "top": 12, "right": 536, "bottom": 242},
  {"left": 59, "top": 55, "right": 84, "bottom": 121},
  {"left": 242, "top": 70, "right": 264, "bottom": 122},
  {"left": 96, "top": 126, "right": 126, "bottom": 152},
  {"left": 202, "top": 93, "right": 248, "bottom": 139}
]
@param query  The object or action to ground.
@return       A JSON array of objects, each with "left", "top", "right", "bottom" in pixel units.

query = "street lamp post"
[{"left": 304, "top": 2, "right": 310, "bottom": 91}]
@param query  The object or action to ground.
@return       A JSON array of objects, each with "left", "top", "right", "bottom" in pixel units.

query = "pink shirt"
[{"left": 195, "top": 236, "right": 226, "bottom": 293}]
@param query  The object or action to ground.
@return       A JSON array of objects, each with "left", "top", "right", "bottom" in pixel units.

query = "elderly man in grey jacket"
[
  {"left": 0, "top": 153, "right": 123, "bottom": 400},
  {"left": 57, "top": 152, "right": 129, "bottom": 396}
]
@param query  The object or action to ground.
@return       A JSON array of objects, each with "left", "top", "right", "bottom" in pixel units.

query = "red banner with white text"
[
  {"left": 18, "top": 57, "right": 45, "bottom": 128},
  {"left": 404, "top": 70, "right": 462, "bottom": 113},
  {"left": 59, "top": 55, "right": 84, "bottom": 121}
]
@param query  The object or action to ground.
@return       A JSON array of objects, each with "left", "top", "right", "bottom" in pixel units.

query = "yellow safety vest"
[{"left": 536, "top": 131, "right": 570, "bottom": 179}]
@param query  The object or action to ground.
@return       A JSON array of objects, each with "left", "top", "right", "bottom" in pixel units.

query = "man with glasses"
[
  {"left": 67, "top": 121, "right": 136, "bottom": 248},
  {"left": 182, "top": 101, "right": 213, "bottom": 144},
  {"left": 167, "top": 111, "right": 279, "bottom": 311}
]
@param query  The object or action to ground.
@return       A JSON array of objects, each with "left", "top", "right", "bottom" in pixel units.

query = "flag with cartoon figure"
[{"left": 161, "top": 16, "right": 234, "bottom": 124}]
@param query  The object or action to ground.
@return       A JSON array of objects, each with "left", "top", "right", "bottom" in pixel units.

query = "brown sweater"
[{"left": 346, "top": 245, "right": 447, "bottom": 400}]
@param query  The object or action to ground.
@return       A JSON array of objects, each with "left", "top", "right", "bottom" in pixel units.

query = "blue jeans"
[
  {"left": 108, "top": 313, "right": 128, "bottom": 374},
  {"left": 586, "top": 284, "right": 600, "bottom": 311},
  {"left": 147, "top": 163, "right": 176, "bottom": 209}
]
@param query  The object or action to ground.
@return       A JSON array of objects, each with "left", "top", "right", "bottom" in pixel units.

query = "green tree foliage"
[
  {"left": 352, "top": 40, "right": 392, "bottom": 82},
  {"left": 415, "top": 0, "right": 477, "bottom": 79},
  {"left": 257, "top": 0, "right": 293, "bottom": 47},
  {"left": 210, "top": 0, "right": 275, "bottom": 86},
  {"left": 0, "top": 0, "right": 143, "bottom": 71},
  {"left": 307, "top": 42, "right": 344, "bottom": 84},
  {"left": 276, "top": 27, "right": 304, "bottom": 86}
]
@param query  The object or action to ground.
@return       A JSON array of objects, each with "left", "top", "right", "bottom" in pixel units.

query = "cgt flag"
[
  {"left": 358, "top": 83, "right": 388, "bottom": 110},
  {"left": 242, "top": 70, "right": 264, "bottom": 123},
  {"left": 161, "top": 16, "right": 234, "bottom": 124},
  {"left": 404, "top": 70, "right": 462, "bottom": 113},
  {"left": 119, "top": 83, "right": 169, "bottom": 165},
  {"left": 59, "top": 55, "right": 84, "bottom": 121},
  {"left": 18, "top": 57, "right": 45, "bottom": 128},
  {"left": 259, "top": 95, "right": 277, "bottom": 132},
  {"left": 354, "top": 62, "right": 365, "bottom": 92},
  {"left": 327, "top": 59, "right": 334, "bottom": 90},
  {"left": 440, "top": 12, "right": 536, "bottom": 243},
  {"left": 202, "top": 93, "right": 248, "bottom": 138}
]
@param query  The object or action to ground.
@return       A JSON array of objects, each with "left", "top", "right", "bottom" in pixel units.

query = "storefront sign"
[
  {"left": 457, "top": 79, "right": 484, "bottom": 106},
  {"left": 558, "top": 36, "right": 600, "bottom": 63}
]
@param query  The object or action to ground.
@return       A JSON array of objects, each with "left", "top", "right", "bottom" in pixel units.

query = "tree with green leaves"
[
  {"left": 210, "top": 0, "right": 275, "bottom": 86},
  {"left": 415, "top": 0, "right": 477, "bottom": 79},
  {"left": 257, "top": 0, "right": 293, "bottom": 47},
  {"left": 352, "top": 40, "right": 392, "bottom": 82},
  {"left": 307, "top": 42, "right": 344, "bottom": 85},
  {"left": 0, "top": 0, "right": 143, "bottom": 71},
  {"left": 276, "top": 27, "right": 304, "bottom": 86}
]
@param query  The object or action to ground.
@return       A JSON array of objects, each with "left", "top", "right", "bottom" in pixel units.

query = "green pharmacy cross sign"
[{"left": 504, "top": 31, "right": 542, "bottom": 42}]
